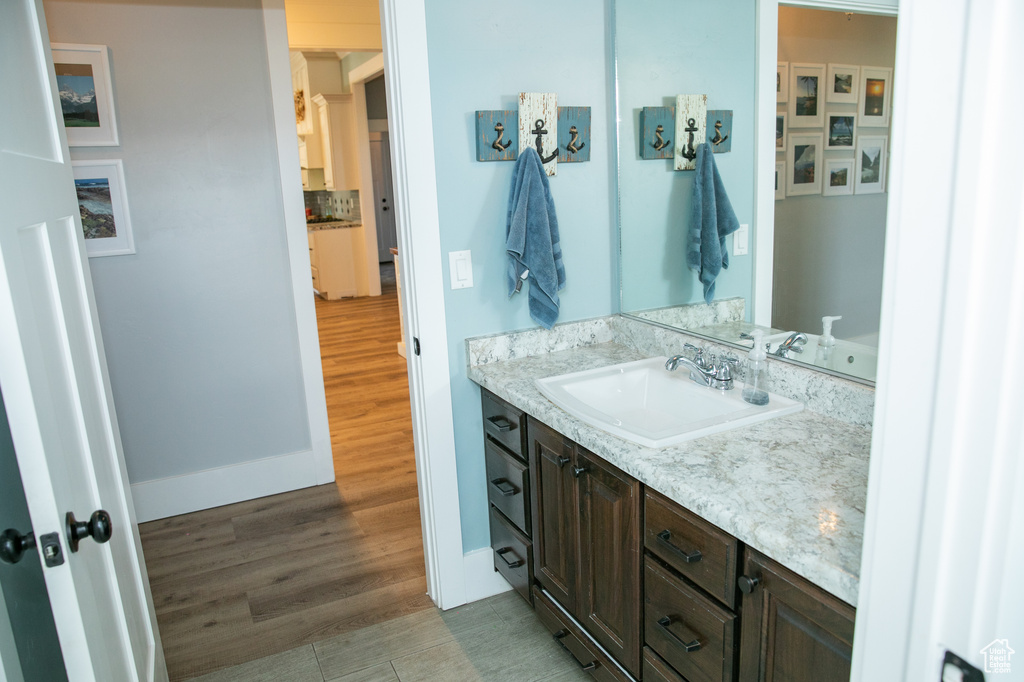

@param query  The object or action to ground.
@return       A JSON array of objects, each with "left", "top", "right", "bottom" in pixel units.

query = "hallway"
[{"left": 139, "top": 282, "right": 429, "bottom": 681}]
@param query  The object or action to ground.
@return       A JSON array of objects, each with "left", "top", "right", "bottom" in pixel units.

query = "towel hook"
[
  {"left": 491, "top": 122, "right": 512, "bottom": 152},
  {"left": 650, "top": 123, "right": 671, "bottom": 152},
  {"left": 532, "top": 119, "right": 558, "bottom": 164},
  {"left": 565, "top": 125, "right": 585, "bottom": 155},
  {"left": 681, "top": 117, "right": 698, "bottom": 161}
]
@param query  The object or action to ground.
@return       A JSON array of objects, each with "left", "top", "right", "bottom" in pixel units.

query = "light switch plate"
[
  {"left": 448, "top": 250, "right": 474, "bottom": 289},
  {"left": 733, "top": 223, "right": 749, "bottom": 256}
]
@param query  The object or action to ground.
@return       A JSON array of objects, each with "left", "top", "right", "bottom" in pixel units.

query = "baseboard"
[
  {"left": 130, "top": 449, "right": 321, "bottom": 522},
  {"left": 461, "top": 547, "right": 513, "bottom": 604}
]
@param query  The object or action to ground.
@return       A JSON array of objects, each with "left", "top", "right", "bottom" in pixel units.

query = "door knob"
[
  {"left": 65, "top": 510, "right": 112, "bottom": 553},
  {"left": 0, "top": 528, "right": 36, "bottom": 565}
]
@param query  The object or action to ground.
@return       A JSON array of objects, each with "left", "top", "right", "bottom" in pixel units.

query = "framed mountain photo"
[{"left": 51, "top": 44, "right": 119, "bottom": 147}]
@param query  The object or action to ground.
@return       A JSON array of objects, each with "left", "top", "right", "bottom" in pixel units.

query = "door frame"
[
  {"left": 348, "top": 54, "right": 384, "bottom": 297},
  {"left": 261, "top": 0, "right": 467, "bottom": 609}
]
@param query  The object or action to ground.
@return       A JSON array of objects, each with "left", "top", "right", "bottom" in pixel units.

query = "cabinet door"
[
  {"left": 737, "top": 549, "right": 856, "bottom": 682},
  {"left": 577, "top": 447, "right": 642, "bottom": 678},
  {"left": 529, "top": 418, "right": 577, "bottom": 613}
]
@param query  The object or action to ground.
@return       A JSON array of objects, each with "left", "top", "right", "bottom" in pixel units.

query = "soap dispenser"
[
  {"left": 742, "top": 329, "right": 770, "bottom": 406},
  {"left": 814, "top": 315, "right": 843, "bottom": 365}
]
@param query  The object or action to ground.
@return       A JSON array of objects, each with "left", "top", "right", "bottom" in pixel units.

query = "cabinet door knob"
[
  {"left": 738, "top": 574, "right": 761, "bottom": 594},
  {"left": 572, "top": 465, "right": 587, "bottom": 478},
  {"left": 555, "top": 455, "right": 570, "bottom": 468}
]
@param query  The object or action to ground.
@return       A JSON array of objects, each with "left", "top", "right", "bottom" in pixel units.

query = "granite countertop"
[
  {"left": 306, "top": 220, "right": 361, "bottom": 231},
  {"left": 468, "top": 341, "right": 869, "bottom": 606}
]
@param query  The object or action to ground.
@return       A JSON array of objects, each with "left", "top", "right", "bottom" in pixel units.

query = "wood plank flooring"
[{"left": 140, "top": 282, "right": 431, "bottom": 681}]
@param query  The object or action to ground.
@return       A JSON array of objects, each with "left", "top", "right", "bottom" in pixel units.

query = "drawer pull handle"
[
  {"left": 487, "top": 415, "right": 514, "bottom": 432},
  {"left": 496, "top": 546, "right": 524, "bottom": 569},
  {"left": 552, "top": 632, "right": 598, "bottom": 673},
  {"left": 656, "top": 616, "right": 702, "bottom": 652},
  {"left": 657, "top": 529, "right": 703, "bottom": 563},
  {"left": 556, "top": 455, "right": 570, "bottom": 468},
  {"left": 490, "top": 478, "right": 518, "bottom": 496}
]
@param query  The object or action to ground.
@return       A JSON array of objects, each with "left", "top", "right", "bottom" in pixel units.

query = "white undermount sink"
[{"left": 535, "top": 357, "right": 803, "bottom": 448}]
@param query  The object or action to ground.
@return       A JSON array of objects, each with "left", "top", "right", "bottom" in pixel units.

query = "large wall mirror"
[{"left": 616, "top": 0, "right": 897, "bottom": 385}]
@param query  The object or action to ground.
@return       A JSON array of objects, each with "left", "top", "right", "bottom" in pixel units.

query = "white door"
[{"left": 0, "top": 2, "right": 165, "bottom": 681}]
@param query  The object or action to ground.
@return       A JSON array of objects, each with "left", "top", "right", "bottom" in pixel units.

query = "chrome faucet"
[
  {"left": 772, "top": 332, "right": 808, "bottom": 357},
  {"left": 665, "top": 344, "right": 739, "bottom": 390}
]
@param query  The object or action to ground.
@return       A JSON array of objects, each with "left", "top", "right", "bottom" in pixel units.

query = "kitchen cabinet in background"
[
  {"left": 308, "top": 228, "right": 357, "bottom": 300},
  {"left": 313, "top": 93, "right": 359, "bottom": 192}
]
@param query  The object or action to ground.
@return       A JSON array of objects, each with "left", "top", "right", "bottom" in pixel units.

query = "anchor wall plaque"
[
  {"left": 674, "top": 94, "right": 707, "bottom": 171},
  {"left": 557, "top": 106, "right": 591, "bottom": 163},
  {"left": 518, "top": 92, "right": 558, "bottom": 176},
  {"left": 475, "top": 110, "right": 519, "bottom": 161},
  {"left": 640, "top": 106, "right": 675, "bottom": 160}
]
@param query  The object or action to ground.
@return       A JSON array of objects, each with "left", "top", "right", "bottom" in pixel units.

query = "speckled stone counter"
[
  {"left": 467, "top": 340, "right": 870, "bottom": 606},
  {"left": 306, "top": 220, "right": 361, "bottom": 231}
]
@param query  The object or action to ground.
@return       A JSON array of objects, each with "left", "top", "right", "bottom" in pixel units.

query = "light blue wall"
[
  {"left": 425, "top": 0, "right": 618, "bottom": 551},
  {"left": 45, "top": 0, "right": 311, "bottom": 483},
  {"left": 617, "top": 0, "right": 757, "bottom": 313}
]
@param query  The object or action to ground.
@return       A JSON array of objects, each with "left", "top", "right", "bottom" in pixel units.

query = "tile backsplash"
[{"left": 304, "top": 189, "right": 361, "bottom": 221}]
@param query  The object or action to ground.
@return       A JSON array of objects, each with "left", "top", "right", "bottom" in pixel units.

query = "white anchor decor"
[
  {"left": 674, "top": 94, "right": 707, "bottom": 171},
  {"left": 519, "top": 92, "right": 559, "bottom": 176},
  {"left": 474, "top": 94, "right": 592, "bottom": 173}
]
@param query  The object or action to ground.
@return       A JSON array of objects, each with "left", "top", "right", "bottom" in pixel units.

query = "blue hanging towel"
[
  {"left": 505, "top": 147, "right": 566, "bottom": 329},
  {"left": 687, "top": 143, "right": 740, "bottom": 303}
]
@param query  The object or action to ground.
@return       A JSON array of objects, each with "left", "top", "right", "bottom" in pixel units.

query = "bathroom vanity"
[{"left": 471, "top": 315, "right": 870, "bottom": 682}]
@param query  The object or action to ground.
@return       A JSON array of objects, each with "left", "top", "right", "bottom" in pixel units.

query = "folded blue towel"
[
  {"left": 687, "top": 143, "right": 740, "bottom": 304},
  {"left": 506, "top": 147, "right": 566, "bottom": 329}
]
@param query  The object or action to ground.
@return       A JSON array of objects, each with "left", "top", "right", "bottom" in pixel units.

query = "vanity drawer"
[
  {"left": 481, "top": 389, "right": 527, "bottom": 461},
  {"left": 642, "top": 647, "right": 687, "bottom": 682},
  {"left": 489, "top": 505, "right": 533, "bottom": 605},
  {"left": 644, "top": 558, "right": 736, "bottom": 682},
  {"left": 484, "top": 439, "right": 530, "bottom": 535},
  {"left": 644, "top": 489, "right": 739, "bottom": 609},
  {"left": 533, "top": 587, "right": 631, "bottom": 682}
]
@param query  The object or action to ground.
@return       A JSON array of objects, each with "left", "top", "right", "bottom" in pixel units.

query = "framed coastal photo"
[
  {"left": 855, "top": 135, "right": 888, "bottom": 194},
  {"left": 775, "top": 161, "right": 786, "bottom": 200},
  {"left": 788, "top": 63, "right": 826, "bottom": 128},
  {"left": 72, "top": 160, "right": 135, "bottom": 257},
  {"left": 777, "top": 62, "right": 789, "bottom": 103},
  {"left": 822, "top": 159, "right": 855, "bottom": 197},
  {"left": 860, "top": 67, "right": 893, "bottom": 128},
  {"left": 825, "top": 113, "right": 856, "bottom": 150},
  {"left": 786, "top": 133, "right": 823, "bottom": 196},
  {"left": 826, "top": 64, "right": 860, "bottom": 104},
  {"left": 51, "top": 44, "right": 119, "bottom": 147},
  {"left": 776, "top": 112, "right": 787, "bottom": 151}
]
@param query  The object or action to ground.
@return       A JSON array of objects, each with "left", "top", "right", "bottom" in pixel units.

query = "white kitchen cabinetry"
[
  {"left": 308, "top": 228, "right": 357, "bottom": 300},
  {"left": 313, "top": 93, "right": 359, "bottom": 191}
]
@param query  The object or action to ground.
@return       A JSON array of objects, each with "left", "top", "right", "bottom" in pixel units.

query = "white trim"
[
  {"left": 753, "top": 0, "right": 778, "bottom": 326},
  {"left": 349, "top": 53, "right": 384, "bottom": 86},
  {"left": 130, "top": 450, "right": 321, "bottom": 523},
  {"left": 462, "top": 548, "right": 513, "bottom": 605},
  {"left": 261, "top": 0, "right": 335, "bottom": 486},
  {"left": 380, "top": 0, "right": 466, "bottom": 610},
  {"left": 349, "top": 55, "right": 383, "bottom": 297},
  {"left": 780, "top": 0, "right": 897, "bottom": 15}
]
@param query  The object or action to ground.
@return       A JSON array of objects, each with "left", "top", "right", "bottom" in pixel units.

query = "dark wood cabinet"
[
  {"left": 737, "top": 548, "right": 856, "bottom": 682},
  {"left": 529, "top": 417, "right": 642, "bottom": 679}
]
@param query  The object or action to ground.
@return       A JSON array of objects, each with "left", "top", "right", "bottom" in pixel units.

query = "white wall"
[{"left": 44, "top": 1, "right": 313, "bottom": 488}]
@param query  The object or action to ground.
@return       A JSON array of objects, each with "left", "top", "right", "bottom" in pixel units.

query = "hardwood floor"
[{"left": 140, "top": 282, "right": 430, "bottom": 681}]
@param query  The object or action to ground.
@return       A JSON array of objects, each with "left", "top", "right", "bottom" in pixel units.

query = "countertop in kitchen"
[
  {"left": 306, "top": 220, "right": 361, "bottom": 231},
  {"left": 468, "top": 341, "right": 870, "bottom": 606}
]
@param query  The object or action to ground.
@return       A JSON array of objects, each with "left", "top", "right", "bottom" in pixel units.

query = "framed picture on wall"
[
  {"left": 825, "top": 113, "right": 856, "bottom": 150},
  {"left": 826, "top": 64, "right": 860, "bottom": 104},
  {"left": 775, "top": 161, "right": 786, "bottom": 200},
  {"left": 786, "top": 133, "right": 823, "bottom": 196},
  {"left": 860, "top": 67, "right": 893, "bottom": 127},
  {"left": 822, "top": 159, "right": 855, "bottom": 196},
  {"left": 51, "top": 43, "right": 119, "bottom": 147},
  {"left": 72, "top": 160, "right": 135, "bottom": 257},
  {"left": 777, "top": 62, "right": 789, "bottom": 103},
  {"left": 776, "top": 113, "right": 787, "bottom": 151},
  {"left": 788, "top": 63, "right": 826, "bottom": 128},
  {"left": 855, "top": 135, "right": 888, "bottom": 194}
]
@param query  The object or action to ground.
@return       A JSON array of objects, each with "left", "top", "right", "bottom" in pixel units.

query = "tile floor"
[{"left": 184, "top": 591, "right": 592, "bottom": 682}]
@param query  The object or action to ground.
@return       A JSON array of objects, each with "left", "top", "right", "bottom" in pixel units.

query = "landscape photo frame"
[
  {"left": 51, "top": 43, "right": 119, "bottom": 147},
  {"left": 860, "top": 67, "right": 893, "bottom": 128},
  {"left": 777, "top": 62, "right": 789, "bottom": 103},
  {"left": 825, "top": 113, "right": 856, "bottom": 150},
  {"left": 776, "top": 112, "right": 786, "bottom": 151},
  {"left": 826, "top": 64, "right": 860, "bottom": 104},
  {"left": 788, "top": 63, "right": 826, "bottom": 128},
  {"left": 786, "top": 133, "right": 823, "bottom": 196},
  {"left": 775, "top": 161, "right": 786, "bottom": 200},
  {"left": 855, "top": 135, "right": 888, "bottom": 194},
  {"left": 823, "top": 159, "right": 855, "bottom": 197},
  {"left": 72, "top": 160, "right": 135, "bottom": 257}
]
